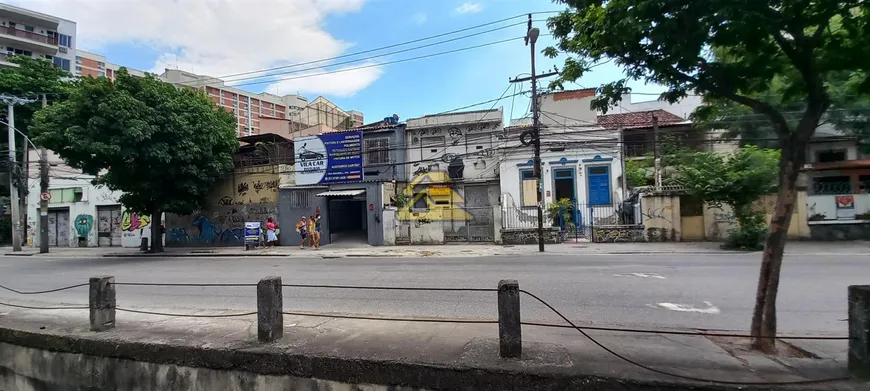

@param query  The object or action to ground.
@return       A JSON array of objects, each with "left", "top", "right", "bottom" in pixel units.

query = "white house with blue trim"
[{"left": 498, "top": 89, "right": 626, "bottom": 236}]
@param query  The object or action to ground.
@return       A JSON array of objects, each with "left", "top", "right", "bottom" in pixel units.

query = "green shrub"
[{"left": 723, "top": 209, "right": 767, "bottom": 251}]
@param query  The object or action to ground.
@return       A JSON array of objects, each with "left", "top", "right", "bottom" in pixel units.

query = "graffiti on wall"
[
  {"left": 165, "top": 203, "right": 276, "bottom": 247},
  {"left": 642, "top": 206, "right": 672, "bottom": 223},
  {"left": 121, "top": 210, "right": 152, "bottom": 232},
  {"left": 594, "top": 226, "right": 645, "bottom": 243},
  {"left": 73, "top": 214, "right": 94, "bottom": 238}
]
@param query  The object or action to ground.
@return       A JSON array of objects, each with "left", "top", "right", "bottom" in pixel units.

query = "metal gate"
[
  {"left": 97, "top": 205, "right": 122, "bottom": 246},
  {"left": 443, "top": 185, "right": 494, "bottom": 243},
  {"left": 47, "top": 209, "right": 69, "bottom": 247}
]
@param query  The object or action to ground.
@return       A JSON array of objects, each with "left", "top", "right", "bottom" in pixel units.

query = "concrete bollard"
[
  {"left": 89, "top": 276, "right": 115, "bottom": 331},
  {"left": 498, "top": 279, "right": 521, "bottom": 359},
  {"left": 849, "top": 285, "right": 870, "bottom": 379},
  {"left": 257, "top": 276, "right": 283, "bottom": 342}
]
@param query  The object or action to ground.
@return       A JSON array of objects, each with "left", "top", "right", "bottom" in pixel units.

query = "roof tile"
[{"left": 597, "top": 109, "right": 687, "bottom": 130}]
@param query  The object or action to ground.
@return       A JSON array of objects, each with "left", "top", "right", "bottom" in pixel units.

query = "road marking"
[
  {"left": 613, "top": 272, "right": 666, "bottom": 279},
  {"left": 656, "top": 301, "right": 720, "bottom": 314}
]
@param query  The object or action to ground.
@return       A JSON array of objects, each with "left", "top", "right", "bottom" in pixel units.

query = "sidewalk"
[
  {"left": 0, "top": 303, "right": 859, "bottom": 390},
  {"left": 4, "top": 241, "right": 869, "bottom": 258}
]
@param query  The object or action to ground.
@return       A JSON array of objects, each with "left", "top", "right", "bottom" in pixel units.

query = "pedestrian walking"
[
  {"left": 295, "top": 216, "right": 309, "bottom": 249},
  {"left": 265, "top": 217, "right": 279, "bottom": 247},
  {"left": 312, "top": 214, "right": 322, "bottom": 249}
]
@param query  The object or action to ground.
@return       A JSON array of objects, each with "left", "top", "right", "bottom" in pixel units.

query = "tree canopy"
[
  {"left": 545, "top": 0, "right": 869, "bottom": 351},
  {"left": 30, "top": 68, "right": 238, "bottom": 251},
  {"left": 0, "top": 56, "right": 72, "bottom": 195}
]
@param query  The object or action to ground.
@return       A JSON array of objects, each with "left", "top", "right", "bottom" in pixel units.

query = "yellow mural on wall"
[
  {"left": 211, "top": 169, "right": 280, "bottom": 206},
  {"left": 397, "top": 171, "right": 473, "bottom": 221}
]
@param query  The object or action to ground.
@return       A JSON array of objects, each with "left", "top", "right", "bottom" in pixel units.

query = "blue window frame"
[
  {"left": 58, "top": 34, "right": 72, "bottom": 48},
  {"left": 53, "top": 57, "right": 70, "bottom": 71},
  {"left": 519, "top": 169, "right": 536, "bottom": 207},
  {"left": 586, "top": 166, "right": 611, "bottom": 205}
]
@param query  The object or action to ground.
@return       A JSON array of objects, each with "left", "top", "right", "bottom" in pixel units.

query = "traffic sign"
[{"left": 39, "top": 192, "right": 51, "bottom": 201}]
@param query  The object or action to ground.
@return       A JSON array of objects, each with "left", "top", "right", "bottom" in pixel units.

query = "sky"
[{"left": 11, "top": 0, "right": 666, "bottom": 124}]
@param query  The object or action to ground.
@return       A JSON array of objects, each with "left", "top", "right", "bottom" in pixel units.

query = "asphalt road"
[{"left": 0, "top": 252, "right": 863, "bottom": 334}]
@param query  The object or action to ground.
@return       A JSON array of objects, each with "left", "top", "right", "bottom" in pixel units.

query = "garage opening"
[{"left": 317, "top": 189, "right": 367, "bottom": 245}]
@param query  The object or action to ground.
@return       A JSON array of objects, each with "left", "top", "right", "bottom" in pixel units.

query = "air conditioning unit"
[{"left": 58, "top": 47, "right": 68, "bottom": 53}]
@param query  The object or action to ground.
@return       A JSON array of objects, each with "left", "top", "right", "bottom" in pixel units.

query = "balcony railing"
[{"left": 0, "top": 26, "right": 57, "bottom": 45}]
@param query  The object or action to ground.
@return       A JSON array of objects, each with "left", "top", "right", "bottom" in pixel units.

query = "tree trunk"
[
  {"left": 149, "top": 208, "right": 164, "bottom": 253},
  {"left": 750, "top": 146, "right": 803, "bottom": 352}
]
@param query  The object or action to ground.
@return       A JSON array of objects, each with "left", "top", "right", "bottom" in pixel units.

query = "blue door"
[{"left": 587, "top": 166, "right": 611, "bottom": 205}]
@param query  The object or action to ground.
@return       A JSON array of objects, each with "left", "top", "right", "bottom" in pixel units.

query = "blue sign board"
[{"left": 295, "top": 131, "right": 364, "bottom": 185}]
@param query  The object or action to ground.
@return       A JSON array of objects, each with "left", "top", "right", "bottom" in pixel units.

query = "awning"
[{"left": 316, "top": 189, "right": 366, "bottom": 197}]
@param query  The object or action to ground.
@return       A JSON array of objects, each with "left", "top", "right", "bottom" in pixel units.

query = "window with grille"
[
  {"left": 289, "top": 191, "right": 311, "bottom": 208},
  {"left": 364, "top": 137, "right": 390, "bottom": 165}
]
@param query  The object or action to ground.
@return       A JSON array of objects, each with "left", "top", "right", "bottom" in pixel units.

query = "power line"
[
  {"left": 230, "top": 37, "right": 526, "bottom": 88},
  {"left": 180, "top": 21, "right": 537, "bottom": 87},
  {"left": 176, "top": 12, "right": 559, "bottom": 86}
]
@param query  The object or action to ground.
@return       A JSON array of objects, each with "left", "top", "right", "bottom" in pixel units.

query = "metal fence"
[{"left": 502, "top": 201, "right": 642, "bottom": 243}]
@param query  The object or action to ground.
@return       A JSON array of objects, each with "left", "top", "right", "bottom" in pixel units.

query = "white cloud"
[
  {"left": 455, "top": 2, "right": 483, "bottom": 14},
  {"left": 411, "top": 12, "right": 427, "bottom": 25},
  {"left": 265, "top": 62, "right": 384, "bottom": 98},
  {"left": 9, "top": 0, "right": 383, "bottom": 97}
]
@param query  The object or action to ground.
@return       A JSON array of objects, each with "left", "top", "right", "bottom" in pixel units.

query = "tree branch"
[{"left": 671, "top": 71, "right": 792, "bottom": 136}]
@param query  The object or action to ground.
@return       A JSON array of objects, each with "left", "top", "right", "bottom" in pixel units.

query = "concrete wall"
[
  {"left": 405, "top": 109, "right": 502, "bottom": 182},
  {"left": 278, "top": 182, "right": 384, "bottom": 246},
  {"left": 0, "top": 342, "right": 425, "bottom": 391},
  {"left": 362, "top": 126, "right": 406, "bottom": 183},
  {"left": 704, "top": 194, "right": 810, "bottom": 241},
  {"left": 164, "top": 166, "right": 280, "bottom": 247},
  {"left": 639, "top": 194, "right": 681, "bottom": 242}
]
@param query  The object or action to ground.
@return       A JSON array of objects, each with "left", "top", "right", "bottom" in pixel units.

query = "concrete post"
[
  {"left": 89, "top": 276, "right": 115, "bottom": 331},
  {"left": 257, "top": 276, "right": 283, "bottom": 342},
  {"left": 849, "top": 285, "right": 870, "bottom": 378},
  {"left": 498, "top": 279, "right": 521, "bottom": 358}
]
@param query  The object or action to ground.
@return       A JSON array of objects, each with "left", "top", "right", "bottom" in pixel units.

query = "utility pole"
[
  {"left": 619, "top": 126, "right": 627, "bottom": 200},
  {"left": 1, "top": 94, "right": 37, "bottom": 251},
  {"left": 39, "top": 94, "right": 49, "bottom": 253},
  {"left": 510, "top": 15, "right": 558, "bottom": 252},
  {"left": 653, "top": 115, "right": 661, "bottom": 190}
]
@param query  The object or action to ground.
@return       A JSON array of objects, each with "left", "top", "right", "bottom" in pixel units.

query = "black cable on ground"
[
  {"left": 518, "top": 290, "right": 851, "bottom": 386},
  {"left": 281, "top": 283, "right": 497, "bottom": 292},
  {"left": 113, "top": 282, "right": 258, "bottom": 287},
  {"left": 0, "top": 282, "right": 89, "bottom": 295},
  {"left": 0, "top": 300, "right": 88, "bottom": 310},
  {"left": 281, "top": 311, "right": 497, "bottom": 324},
  {"left": 115, "top": 308, "right": 258, "bottom": 318},
  {"left": 520, "top": 322, "right": 850, "bottom": 340}
]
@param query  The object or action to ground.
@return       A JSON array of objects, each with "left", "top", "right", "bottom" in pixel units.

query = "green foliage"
[
  {"left": 625, "top": 158, "right": 651, "bottom": 188},
  {"left": 678, "top": 146, "right": 780, "bottom": 207},
  {"left": 30, "top": 69, "right": 238, "bottom": 249},
  {"left": 394, "top": 192, "right": 410, "bottom": 208},
  {"left": 678, "top": 146, "right": 779, "bottom": 250},
  {"left": 0, "top": 56, "right": 72, "bottom": 196},
  {"left": 724, "top": 207, "right": 768, "bottom": 251},
  {"left": 547, "top": 198, "right": 574, "bottom": 227},
  {"left": 545, "top": 1, "right": 869, "bottom": 117}
]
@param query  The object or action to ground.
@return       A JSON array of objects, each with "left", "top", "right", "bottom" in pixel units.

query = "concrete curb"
[{"left": 0, "top": 325, "right": 855, "bottom": 391}]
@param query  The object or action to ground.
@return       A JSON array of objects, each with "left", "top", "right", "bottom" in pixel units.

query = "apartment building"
[
  {"left": 161, "top": 69, "right": 310, "bottom": 137},
  {"left": 0, "top": 3, "right": 76, "bottom": 70},
  {"left": 348, "top": 110, "right": 364, "bottom": 128},
  {"left": 75, "top": 50, "right": 145, "bottom": 79}
]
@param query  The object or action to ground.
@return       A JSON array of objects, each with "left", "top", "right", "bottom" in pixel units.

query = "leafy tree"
[
  {"left": 678, "top": 146, "right": 781, "bottom": 250},
  {"left": 624, "top": 158, "right": 652, "bottom": 188},
  {"left": 30, "top": 69, "right": 238, "bottom": 252},
  {"left": 545, "top": 0, "right": 869, "bottom": 351},
  {"left": 0, "top": 56, "right": 71, "bottom": 194},
  {"left": 695, "top": 71, "right": 870, "bottom": 150}
]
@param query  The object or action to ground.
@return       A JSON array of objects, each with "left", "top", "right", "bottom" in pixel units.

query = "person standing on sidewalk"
[
  {"left": 295, "top": 216, "right": 309, "bottom": 249},
  {"left": 312, "top": 214, "right": 322, "bottom": 249},
  {"left": 265, "top": 218, "right": 279, "bottom": 247}
]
